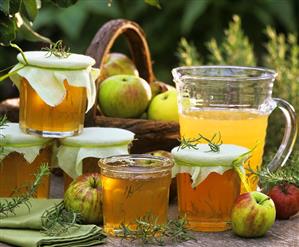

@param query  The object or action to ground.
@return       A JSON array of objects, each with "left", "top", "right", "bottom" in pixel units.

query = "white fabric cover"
[
  {"left": 9, "top": 51, "right": 100, "bottom": 111},
  {"left": 171, "top": 144, "right": 249, "bottom": 188},
  {"left": 57, "top": 127, "right": 135, "bottom": 178},
  {"left": 0, "top": 123, "right": 51, "bottom": 163}
]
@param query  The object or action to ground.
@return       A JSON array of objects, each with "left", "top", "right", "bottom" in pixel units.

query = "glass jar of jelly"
[
  {"left": 0, "top": 123, "right": 53, "bottom": 198},
  {"left": 171, "top": 144, "right": 249, "bottom": 232},
  {"left": 9, "top": 51, "right": 99, "bottom": 138}
]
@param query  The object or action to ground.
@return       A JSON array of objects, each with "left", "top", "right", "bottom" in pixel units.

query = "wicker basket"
[
  {"left": 0, "top": 19, "right": 180, "bottom": 153},
  {"left": 85, "top": 19, "right": 179, "bottom": 153}
]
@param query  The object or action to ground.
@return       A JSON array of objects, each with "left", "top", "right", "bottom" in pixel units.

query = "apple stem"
[
  {"left": 258, "top": 196, "right": 270, "bottom": 205},
  {"left": 92, "top": 177, "right": 97, "bottom": 188}
]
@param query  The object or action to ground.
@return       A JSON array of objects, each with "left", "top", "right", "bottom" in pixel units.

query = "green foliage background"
[{"left": 1, "top": 0, "right": 298, "bottom": 85}]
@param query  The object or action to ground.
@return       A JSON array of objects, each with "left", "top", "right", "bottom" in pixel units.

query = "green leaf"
[
  {"left": 55, "top": 4, "right": 88, "bottom": 40},
  {"left": 9, "top": 0, "right": 22, "bottom": 14},
  {"left": 0, "top": 0, "right": 21, "bottom": 15},
  {"left": 0, "top": 13, "right": 17, "bottom": 45},
  {"left": 0, "top": 0, "right": 10, "bottom": 15},
  {"left": 50, "top": 0, "right": 78, "bottom": 8},
  {"left": 267, "top": 0, "right": 297, "bottom": 32},
  {"left": 181, "top": 0, "right": 209, "bottom": 34},
  {"left": 22, "top": 0, "right": 39, "bottom": 21},
  {"left": 17, "top": 15, "right": 51, "bottom": 43},
  {"left": 144, "top": 0, "right": 161, "bottom": 9}
]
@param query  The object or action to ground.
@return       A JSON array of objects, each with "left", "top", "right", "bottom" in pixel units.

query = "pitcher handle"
[{"left": 268, "top": 98, "right": 297, "bottom": 171}]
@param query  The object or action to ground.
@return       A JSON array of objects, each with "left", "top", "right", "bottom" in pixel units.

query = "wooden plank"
[{"left": 0, "top": 173, "right": 298, "bottom": 247}]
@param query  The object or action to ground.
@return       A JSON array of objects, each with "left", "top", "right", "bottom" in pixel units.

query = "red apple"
[
  {"left": 64, "top": 173, "right": 102, "bottom": 224},
  {"left": 231, "top": 191, "right": 276, "bottom": 237},
  {"left": 268, "top": 183, "right": 299, "bottom": 220}
]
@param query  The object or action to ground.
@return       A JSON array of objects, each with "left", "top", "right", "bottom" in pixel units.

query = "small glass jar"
[
  {"left": 56, "top": 127, "right": 135, "bottom": 191},
  {"left": 171, "top": 144, "right": 249, "bottom": 232},
  {"left": 99, "top": 154, "right": 173, "bottom": 235},
  {"left": 10, "top": 51, "right": 99, "bottom": 138},
  {"left": 0, "top": 123, "right": 52, "bottom": 198}
]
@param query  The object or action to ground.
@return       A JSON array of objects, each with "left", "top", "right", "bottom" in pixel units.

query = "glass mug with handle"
[{"left": 172, "top": 66, "right": 297, "bottom": 192}]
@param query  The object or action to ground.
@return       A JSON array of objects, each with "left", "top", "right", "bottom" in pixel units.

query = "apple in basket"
[
  {"left": 101, "top": 53, "right": 139, "bottom": 80},
  {"left": 231, "top": 191, "right": 276, "bottom": 237},
  {"left": 64, "top": 173, "right": 102, "bottom": 224},
  {"left": 98, "top": 74, "right": 152, "bottom": 118},
  {"left": 148, "top": 90, "right": 179, "bottom": 122}
]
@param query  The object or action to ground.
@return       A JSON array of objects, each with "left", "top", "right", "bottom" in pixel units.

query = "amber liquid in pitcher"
[
  {"left": 101, "top": 173, "right": 171, "bottom": 235},
  {"left": 176, "top": 169, "right": 240, "bottom": 232},
  {"left": 0, "top": 146, "right": 52, "bottom": 198},
  {"left": 179, "top": 110, "right": 268, "bottom": 191},
  {"left": 19, "top": 78, "right": 87, "bottom": 137}
]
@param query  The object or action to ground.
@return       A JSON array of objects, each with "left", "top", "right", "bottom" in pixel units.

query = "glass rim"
[
  {"left": 172, "top": 65, "right": 277, "bottom": 82},
  {"left": 98, "top": 154, "right": 173, "bottom": 175}
]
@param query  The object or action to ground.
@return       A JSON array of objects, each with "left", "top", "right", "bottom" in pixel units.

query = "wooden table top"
[{"left": 1, "top": 173, "right": 298, "bottom": 247}]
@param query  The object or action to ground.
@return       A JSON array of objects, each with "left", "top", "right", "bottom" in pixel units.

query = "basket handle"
[
  {"left": 85, "top": 19, "right": 155, "bottom": 126},
  {"left": 86, "top": 19, "right": 155, "bottom": 83}
]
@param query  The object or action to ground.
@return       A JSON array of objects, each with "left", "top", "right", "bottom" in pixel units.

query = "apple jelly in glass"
[
  {"left": 10, "top": 51, "right": 99, "bottom": 138},
  {"left": 0, "top": 123, "right": 52, "bottom": 198},
  {"left": 99, "top": 155, "right": 173, "bottom": 235},
  {"left": 56, "top": 127, "right": 135, "bottom": 191},
  {"left": 19, "top": 78, "right": 87, "bottom": 137},
  {"left": 176, "top": 170, "right": 240, "bottom": 232},
  {"left": 171, "top": 144, "right": 249, "bottom": 232}
]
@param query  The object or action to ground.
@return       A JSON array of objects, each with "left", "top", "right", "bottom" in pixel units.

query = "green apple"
[
  {"left": 64, "top": 173, "right": 102, "bottom": 224},
  {"left": 231, "top": 191, "right": 276, "bottom": 237},
  {"left": 101, "top": 53, "right": 139, "bottom": 80},
  {"left": 147, "top": 90, "right": 179, "bottom": 122},
  {"left": 98, "top": 75, "right": 152, "bottom": 118}
]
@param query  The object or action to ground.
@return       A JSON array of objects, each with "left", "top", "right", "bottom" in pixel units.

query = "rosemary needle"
[
  {"left": 178, "top": 132, "right": 222, "bottom": 152},
  {"left": 0, "top": 164, "right": 50, "bottom": 217},
  {"left": 42, "top": 40, "right": 71, "bottom": 58},
  {"left": 114, "top": 214, "right": 195, "bottom": 245}
]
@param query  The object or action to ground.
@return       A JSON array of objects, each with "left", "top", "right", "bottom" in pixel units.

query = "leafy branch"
[
  {"left": 177, "top": 37, "right": 202, "bottom": 66},
  {"left": 177, "top": 15, "right": 256, "bottom": 67},
  {"left": 114, "top": 214, "right": 195, "bottom": 245},
  {"left": 206, "top": 15, "right": 256, "bottom": 66},
  {"left": 0, "top": 164, "right": 50, "bottom": 217}
]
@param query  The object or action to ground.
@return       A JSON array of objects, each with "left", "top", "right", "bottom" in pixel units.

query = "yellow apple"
[{"left": 147, "top": 90, "right": 179, "bottom": 122}]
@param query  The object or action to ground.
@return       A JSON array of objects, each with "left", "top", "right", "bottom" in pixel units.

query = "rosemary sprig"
[
  {"left": 114, "top": 214, "right": 195, "bottom": 245},
  {"left": 0, "top": 115, "right": 7, "bottom": 130},
  {"left": 0, "top": 164, "right": 50, "bottom": 217},
  {"left": 41, "top": 202, "right": 82, "bottom": 236},
  {"left": 41, "top": 40, "right": 71, "bottom": 58},
  {"left": 178, "top": 132, "right": 222, "bottom": 152},
  {"left": 247, "top": 151, "right": 299, "bottom": 191}
]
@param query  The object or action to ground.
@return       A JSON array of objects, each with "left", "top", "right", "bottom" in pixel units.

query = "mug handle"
[{"left": 267, "top": 98, "right": 297, "bottom": 171}]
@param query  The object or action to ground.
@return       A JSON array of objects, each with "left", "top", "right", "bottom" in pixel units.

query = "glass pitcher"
[{"left": 172, "top": 66, "right": 297, "bottom": 191}]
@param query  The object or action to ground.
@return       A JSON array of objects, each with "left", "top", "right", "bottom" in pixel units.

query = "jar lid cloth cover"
[
  {"left": 0, "top": 123, "right": 52, "bottom": 163},
  {"left": 9, "top": 51, "right": 100, "bottom": 111},
  {"left": 57, "top": 127, "right": 135, "bottom": 178},
  {"left": 171, "top": 144, "right": 250, "bottom": 188}
]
